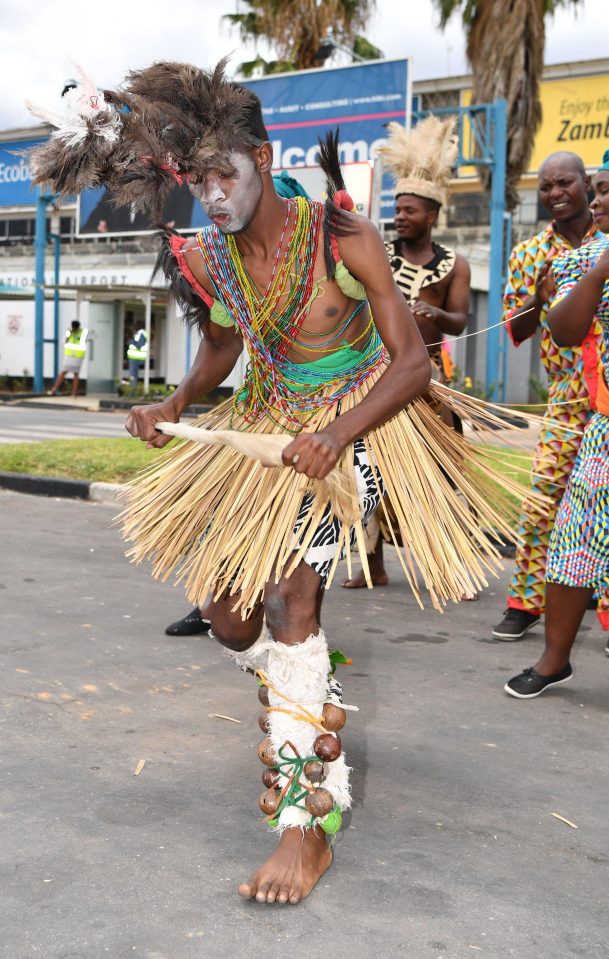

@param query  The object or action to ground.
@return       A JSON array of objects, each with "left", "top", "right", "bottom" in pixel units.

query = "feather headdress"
[
  {"left": 378, "top": 115, "right": 458, "bottom": 206},
  {"left": 25, "top": 58, "right": 268, "bottom": 218}
]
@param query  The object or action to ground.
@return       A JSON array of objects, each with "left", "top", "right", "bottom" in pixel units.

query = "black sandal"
[{"left": 165, "top": 608, "right": 211, "bottom": 636}]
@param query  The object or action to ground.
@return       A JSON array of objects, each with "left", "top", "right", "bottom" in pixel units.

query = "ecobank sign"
[
  {"left": 0, "top": 140, "right": 42, "bottom": 206},
  {"left": 247, "top": 59, "right": 410, "bottom": 219}
]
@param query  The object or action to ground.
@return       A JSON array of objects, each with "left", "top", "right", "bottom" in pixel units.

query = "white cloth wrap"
[
  {"left": 265, "top": 629, "right": 351, "bottom": 833},
  {"left": 222, "top": 623, "right": 274, "bottom": 673}
]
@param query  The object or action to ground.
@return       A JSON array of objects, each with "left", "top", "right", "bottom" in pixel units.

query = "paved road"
[
  {"left": 0, "top": 405, "right": 130, "bottom": 444},
  {"left": 2, "top": 489, "right": 608, "bottom": 958},
  {"left": 0, "top": 404, "right": 203, "bottom": 445}
]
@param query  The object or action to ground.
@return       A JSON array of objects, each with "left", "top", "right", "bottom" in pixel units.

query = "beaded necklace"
[{"left": 197, "top": 196, "right": 384, "bottom": 430}]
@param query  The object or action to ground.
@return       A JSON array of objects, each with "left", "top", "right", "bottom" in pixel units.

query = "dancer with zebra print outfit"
[{"left": 27, "top": 59, "right": 533, "bottom": 905}]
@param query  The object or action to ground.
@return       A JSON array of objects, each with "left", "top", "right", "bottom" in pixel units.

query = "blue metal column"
[
  {"left": 486, "top": 99, "right": 508, "bottom": 401},
  {"left": 500, "top": 209, "right": 513, "bottom": 401},
  {"left": 33, "top": 189, "right": 51, "bottom": 394},
  {"left": 50, "top": 233, "right": 61, "bottom": 378}
]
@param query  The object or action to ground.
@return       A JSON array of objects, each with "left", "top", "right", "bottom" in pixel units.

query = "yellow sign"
[
  {"left": 530, "top": 74, "right": 609, "bottom": 171},
  {"left": 460, "top": 73, "right": 609, "bottom": 176}
]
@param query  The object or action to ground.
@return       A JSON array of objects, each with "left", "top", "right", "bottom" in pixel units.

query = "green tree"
[
  {"left": 224, "top": 0, "right": 381, "bottom": 76},
  {"left": 431, "top": 0, "right": 584, "bottom": 208}
]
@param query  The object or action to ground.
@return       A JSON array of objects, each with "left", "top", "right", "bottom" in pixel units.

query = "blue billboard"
[
  {"left": 0, "top": 139, "right": 44, "bottom": 207},
  {"left": 248, "top": 58, "right": 409, "bottom": 220}
]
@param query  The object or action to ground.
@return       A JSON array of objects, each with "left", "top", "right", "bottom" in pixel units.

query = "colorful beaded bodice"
[
  {"left": 552, "top": 236, "right": 609, "bottom": 373},
  {"left": 196, "top": 196, "right": 384, "bottom": 430},
  {"left": 503, "top": 223, "right": 604, "bottom": 406}
]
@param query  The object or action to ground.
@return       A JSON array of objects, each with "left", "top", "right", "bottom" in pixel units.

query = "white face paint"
[{"left": 190, "top": 151, "right": 263, "bottom": 234}]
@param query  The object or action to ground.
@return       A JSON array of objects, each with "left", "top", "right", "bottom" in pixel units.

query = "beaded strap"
[{"left": 197, "top": 197, "right": 384, "bottom": 430}]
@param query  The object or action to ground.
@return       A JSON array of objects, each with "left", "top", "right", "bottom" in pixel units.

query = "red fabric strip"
[
  {"left": 168, "top": 234, "right": 214, "bottom": 308},
  {"left": 329, "top": 190, "right": 356, "bottom": 264},
  {"left": 581, "top": 328, "right": 601, "bottom": 411}
]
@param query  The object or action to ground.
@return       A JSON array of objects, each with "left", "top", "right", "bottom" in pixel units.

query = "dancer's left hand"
[{"left": 282, "top": 431, "right": 341, "bottom": 479}]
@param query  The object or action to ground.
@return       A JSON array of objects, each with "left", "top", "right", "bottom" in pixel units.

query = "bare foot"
[
  {"left": 238, "top": 826, "right": 332, "bottom": 905},
  {"left": 459, "top": 593, "right": 479, "bottom": 602},
  {"left": 341, "top": 566, "right": 389, "bottom": 589}
]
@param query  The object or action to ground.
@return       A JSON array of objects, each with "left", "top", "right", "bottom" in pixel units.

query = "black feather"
[{"left": 317, "top": 129, "right": 361, "bottom": 279}]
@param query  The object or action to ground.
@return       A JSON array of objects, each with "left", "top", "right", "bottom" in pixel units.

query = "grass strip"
[
  {"left": 0, "top": 438, "right": 167, "bottom": 484},
  {"left": 0, "top": 438, "right": 534, "bottom": 517}
]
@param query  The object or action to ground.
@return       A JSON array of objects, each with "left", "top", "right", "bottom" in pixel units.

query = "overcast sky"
[{"left": 1, "top": 0, "right": 604, "bottom": 131}]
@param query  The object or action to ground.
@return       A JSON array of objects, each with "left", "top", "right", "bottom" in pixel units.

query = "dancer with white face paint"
[
  {"left": 27, "top": 58, "right": 537, "bottom": 906},
  {"left": 190, "top": 151, "right": 264, "bottom": 235}
]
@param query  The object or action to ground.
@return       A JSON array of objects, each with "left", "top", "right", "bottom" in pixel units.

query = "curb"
[
  {"left": 99, "top": 398, "right": 213, "bottom": 415},
  {"left": 0, "top": 471, "right": 126, "bottom": 504},
  {"left": 10, "top": 399, "right": 99, "bottom": 412}
]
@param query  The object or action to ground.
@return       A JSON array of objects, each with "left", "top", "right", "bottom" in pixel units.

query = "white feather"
[{"left": 24, "top": 99, "right": 69, "bottom": 129}]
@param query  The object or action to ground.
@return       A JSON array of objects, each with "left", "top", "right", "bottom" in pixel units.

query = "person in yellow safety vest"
[
  {"left": 48, "top": 320, "right": 88, "bottom": 397},
  {"left": 127, "top": 320, "right": 149, "bottom": 387}
]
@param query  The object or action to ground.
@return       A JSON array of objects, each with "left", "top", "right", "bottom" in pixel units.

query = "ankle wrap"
[{"left": 256, "top": 630, "right": 351, "bottom": 834}]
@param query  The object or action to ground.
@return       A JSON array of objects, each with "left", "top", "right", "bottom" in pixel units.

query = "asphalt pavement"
[
  {"left": 2, "top": 489, "right": 608, "bottom": 959},
  {"left": 0, "top": 404, "right": 129, "bottom": 444}
]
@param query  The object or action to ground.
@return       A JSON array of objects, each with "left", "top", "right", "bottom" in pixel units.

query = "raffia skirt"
[{"left": 120, "top": 363, "right": 544, "bottom": 618}]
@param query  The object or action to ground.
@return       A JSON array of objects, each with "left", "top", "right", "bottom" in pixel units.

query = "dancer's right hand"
[{"left": 125, "top": 401, "right": 178, "bottom": 448}]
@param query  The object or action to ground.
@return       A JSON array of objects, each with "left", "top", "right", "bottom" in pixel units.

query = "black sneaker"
[
  {"left": 504, "top": 663, "right": 573, "bottom": 699},
  {"left": 165, "top": 608, "right": 211, "bottom": 637},
  {"left": 492, "top": 608, "right": 541, "bottom": 640},
  {"left": 605, "top": 635, "right": 609, "bottom": 657}
]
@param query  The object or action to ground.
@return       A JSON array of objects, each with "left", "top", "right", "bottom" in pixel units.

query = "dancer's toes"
[
  {"left": 237, "top": 827, "right": 332, "bottom": 905},
  {"left": 237, "top": 879, "right": 256, "bottom": 900},
  {"left": 342, "top": 567, "right": 388, "bottom": 588},
  {"left": 341, "top": 571, "right": 366, "bottom": 588},
  {"left": 265, "top": 881, "right": 283, "bottom": 904},
  {"left": 276, "top": 881, "right": 292, "bottom": 904}
]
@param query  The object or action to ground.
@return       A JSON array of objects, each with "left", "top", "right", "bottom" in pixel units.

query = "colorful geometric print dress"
[
  {"left": 546, "top": 235, "right": 609, "bottom": 594},
  {"left": 502, "top": 223, "right": 607, "bottom": 620}
]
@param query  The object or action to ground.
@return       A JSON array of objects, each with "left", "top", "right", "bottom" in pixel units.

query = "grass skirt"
[{"left": 120, "top": 365, "right": 545, "bottom": 618}]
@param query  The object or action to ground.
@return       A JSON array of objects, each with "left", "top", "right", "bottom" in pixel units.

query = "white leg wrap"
[
  {"left": 265, "top": 628, "right": 351, "bottom": 834},
  {"left": 222, "top": 622, "right": 274, "bottom": 673}
]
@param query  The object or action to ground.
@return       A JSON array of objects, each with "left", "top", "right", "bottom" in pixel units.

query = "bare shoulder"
[
  {"left": 336, "top": 214, "right": 392, "bottom": 280},
  {"left": 451, "top": 252, "right": 471, "bottom": 280}
]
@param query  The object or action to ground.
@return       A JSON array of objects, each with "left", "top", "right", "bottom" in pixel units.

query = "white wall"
[
  {"left": 0, "top": 297, "right": 80, "bottom": 379},
  {"left": 165, "top": 298, "right": 247, "bottom": 392}
]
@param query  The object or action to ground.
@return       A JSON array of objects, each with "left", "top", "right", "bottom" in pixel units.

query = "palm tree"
[
  {"left": 431, "top": 0, "right": 584, "bottom": 209},
  {"left": 224, "top": 0, "right": 381, "bottom": 77}
]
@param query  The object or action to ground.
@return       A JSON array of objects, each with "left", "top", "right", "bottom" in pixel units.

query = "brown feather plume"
[{"left": 26, "top": 58, "right": 267, "bottom": 217}]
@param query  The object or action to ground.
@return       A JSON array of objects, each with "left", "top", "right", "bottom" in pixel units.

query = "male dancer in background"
[
  {"left": 492, "top": 151, "right": 607, "bottom": 640},
  {"left": 343, "top": 116, "right": 471, "bottom": 589}
]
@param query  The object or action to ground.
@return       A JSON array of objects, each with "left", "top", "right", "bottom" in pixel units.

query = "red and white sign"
[{"left": 7, "top": 314, "right": 23, "bottom": 336}]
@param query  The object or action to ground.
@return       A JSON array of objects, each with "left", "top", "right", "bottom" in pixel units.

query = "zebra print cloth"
[
  {"left": 385, "top": 240, "right": 456, "bottom": 305},
  {"left": 292, "top": 438, "right": 384, "bottom": 583}
]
